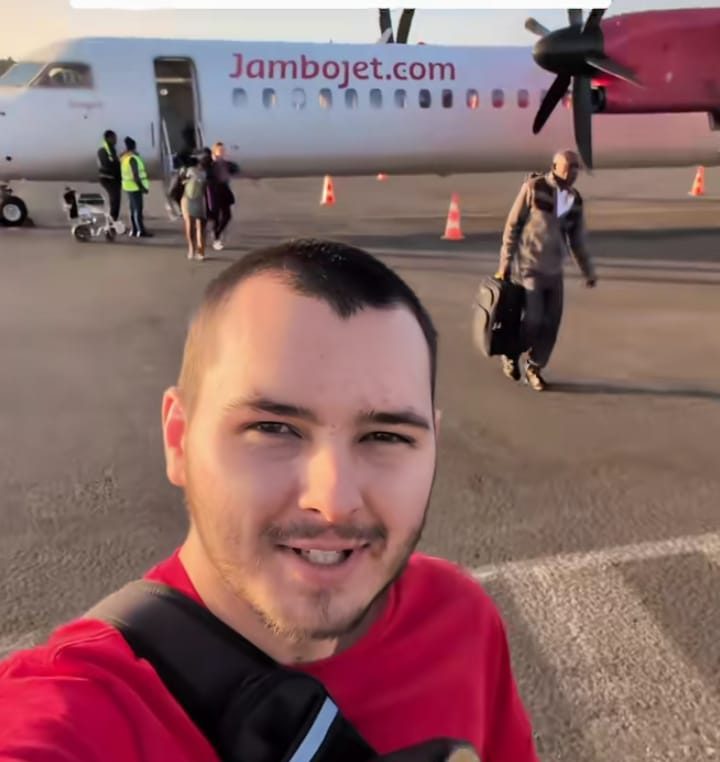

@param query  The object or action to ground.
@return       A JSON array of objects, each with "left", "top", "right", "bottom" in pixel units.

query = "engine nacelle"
[{"left": 599, "top": 7, "right": 720, "bottom": 114}]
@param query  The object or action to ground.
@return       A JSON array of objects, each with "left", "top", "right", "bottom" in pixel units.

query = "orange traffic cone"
[
  {"left": 320, "top": 175, "right": 335, "bottom": 206},
  {"left": 377, "top": 172, "right": 388, "bottom": 181},
  {"left": 689, "top": 166, "right": 705, "bottom": 197},
  {"left": 441, "top": 193, "right": 465, "bottom": 240}
]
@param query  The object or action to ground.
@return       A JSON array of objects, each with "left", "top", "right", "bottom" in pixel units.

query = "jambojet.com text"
[{"left": 230, "top": 54, "right": 457, "bottom": 90}]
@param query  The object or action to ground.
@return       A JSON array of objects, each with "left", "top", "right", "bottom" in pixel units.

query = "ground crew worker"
[
  {"left": 120, "top": 136, "right": 153, "bottom": 238},
  {"left": 496, "top": 149, "right": 597, "bottom": 391},
  {"left": 97, "top": 129, "right": 121, "bottom": 221}
]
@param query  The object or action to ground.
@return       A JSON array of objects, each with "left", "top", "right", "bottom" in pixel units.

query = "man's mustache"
[{"left": 265, "top": 522, "right": 387, "bottom": 544}]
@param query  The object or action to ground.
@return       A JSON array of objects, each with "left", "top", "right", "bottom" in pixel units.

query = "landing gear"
[{"left": 0, "top": 185, "right": 28, "bottom": 227}]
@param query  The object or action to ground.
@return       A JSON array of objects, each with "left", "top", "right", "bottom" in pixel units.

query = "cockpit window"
[
  {"left": 0, "top": 62, "right": 45, "bottom": 87},
  {"left": 31, "top": 62, "right": 94, "bottom": 89}
]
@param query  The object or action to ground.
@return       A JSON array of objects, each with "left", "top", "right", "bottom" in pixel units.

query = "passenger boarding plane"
[{"left": 1, "top": 6, "right": 720, "bottom": 226}]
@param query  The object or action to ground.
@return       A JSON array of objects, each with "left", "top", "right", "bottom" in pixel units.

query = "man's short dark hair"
[
  {"left": 178, "top": 239, "right": 438, "bottom": 412},
  {"left": 103, "top": 129, "right": 116, "bottom": 141}
]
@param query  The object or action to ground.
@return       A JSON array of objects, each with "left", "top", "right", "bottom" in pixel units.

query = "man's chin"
[{"left": 261, "top": 592, "right": 379, "bottom": 643}]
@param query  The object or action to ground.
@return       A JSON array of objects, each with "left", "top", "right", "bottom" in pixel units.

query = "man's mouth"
[{"left": 278, "top": 544, "right": 370, "bottom": 566}]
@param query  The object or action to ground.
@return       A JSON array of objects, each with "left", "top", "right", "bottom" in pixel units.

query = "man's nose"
[{"left": 297, "top": 444, "right": 363, "bottom": 523}]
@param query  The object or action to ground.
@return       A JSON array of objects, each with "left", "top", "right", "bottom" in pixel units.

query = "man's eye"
[
  {"left": 250, "top": 422, "right": 298, "bottom": 436},
  {"left": 363, "top": 432, "right": 414, "bottom": 445}
]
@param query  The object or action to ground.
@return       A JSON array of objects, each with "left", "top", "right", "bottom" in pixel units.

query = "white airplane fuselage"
[{"left": 1, "top": 35, "right": 720, "bottom": 185}]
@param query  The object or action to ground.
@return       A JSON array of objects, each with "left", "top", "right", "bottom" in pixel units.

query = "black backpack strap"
[
  {"left": 84, "top": 580, "right": 377, "bottom": 762},
  {"left": 84, "top": 581, "right": 275, "bottom": 730}
]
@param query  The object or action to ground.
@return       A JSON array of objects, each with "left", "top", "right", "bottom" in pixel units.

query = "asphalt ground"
[{"left": 1, "top": 166, "right": 719, "bottom": 761}]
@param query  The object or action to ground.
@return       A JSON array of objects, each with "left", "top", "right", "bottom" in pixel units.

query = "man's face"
[
  {"left": 554, "top": 152, "right": 580, "bottom": 186},
  {"left": 106, "top": 133, "right": 116, "bottom": 147},
  {"left": 163, "top": 274, "right": 438, "bottom": 641},
  {"left": 213, "top": 144, "right": 225, "bottom": 159}
]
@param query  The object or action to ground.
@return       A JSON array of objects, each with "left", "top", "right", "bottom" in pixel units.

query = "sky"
[{"left": 2, "top": 0, "right": 718, "bottom": 57}]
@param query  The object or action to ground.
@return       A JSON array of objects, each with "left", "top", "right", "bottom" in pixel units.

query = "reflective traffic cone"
[
  {"left": 320, "top": 175, "right": 335, "bottom": 206},
  {"left": 441, "top": 193, "right": 465, "bottom": 240},
  {"left": 689, "top": 166, "right": 705, "bottom": 197}
]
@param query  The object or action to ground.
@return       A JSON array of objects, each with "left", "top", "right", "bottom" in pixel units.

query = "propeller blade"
[
  {"left": 524, "top": 17, "right": 550, "bottom": 37},
  {"left": 396, "top": 9, "right": 415, "bottom": 44},
  {"left": 379, "top": 9, "right": 394, "bottom": 43},
  {"left": 568, "top": 8, "right": 583, "bottom": 27},
  {"left": 572, "top": 75, "right": 593, "bottom": 170},
  {"left": 533, "top": 73, "right": 571, "bottom": 134},
  {"left": 586, "top": 55, "right": 641, "bottom": 86},
  {"left": 583, "top": 7, "right": 606, "bottom": 32},
  {"left": 377, "top": 28, "right": 393, "bottom": 44}
]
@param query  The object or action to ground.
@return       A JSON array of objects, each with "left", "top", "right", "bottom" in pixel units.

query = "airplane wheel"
[
  {"left": 0, "top": 196, "right": 28, "bottom": 227},
  {"left": 73, "top": 224, "right": 91, "bottom": 242}
]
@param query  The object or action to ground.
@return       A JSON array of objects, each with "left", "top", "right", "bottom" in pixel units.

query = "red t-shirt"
[{"left": 0, "top": 551, "right": 538, "bottom": 762}]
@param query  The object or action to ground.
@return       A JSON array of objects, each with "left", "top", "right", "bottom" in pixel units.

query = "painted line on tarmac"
[
  {"left": 471, "top": 530, "right": 720, "bottom": 582},
  {"left": 499, "top": 561, "right": 720, "bottom": 758}
]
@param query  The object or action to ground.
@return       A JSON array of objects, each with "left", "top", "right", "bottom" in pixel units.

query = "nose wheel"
[{"left": 0, "top": 186, "right": 28, "bottom": 227}]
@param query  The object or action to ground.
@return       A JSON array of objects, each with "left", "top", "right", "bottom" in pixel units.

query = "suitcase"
[{"left": 472, "top": 276, "right": 525, "bottom": 358}]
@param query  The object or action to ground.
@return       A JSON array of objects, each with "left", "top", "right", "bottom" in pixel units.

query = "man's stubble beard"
[{"left": 183, "top": 463, "right": 435, "bottom": 644}]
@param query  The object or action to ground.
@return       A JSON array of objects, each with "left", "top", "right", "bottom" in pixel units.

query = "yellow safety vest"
[
  {"left": 121, "top": 153, "right": 148, "bottom": 192},
  {"left": 99, "top": 140, "right": 113, "bottom": 161}
]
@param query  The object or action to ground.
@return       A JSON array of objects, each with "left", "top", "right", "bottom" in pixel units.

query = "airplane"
[{"left": 2, "top": 6, "right": 720, "bottom": 227}]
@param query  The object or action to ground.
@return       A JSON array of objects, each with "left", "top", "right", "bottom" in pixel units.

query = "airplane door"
[{"left": 153, "top": 57, "right": 202, "bottom": 175}]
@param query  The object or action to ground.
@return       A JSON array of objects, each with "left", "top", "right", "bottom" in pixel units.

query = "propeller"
[
  {"left": 377, "top": 9, "right": 416, "bottom": 44},
  {"left": 378, "top": 9, "right": 394, "bottom": 43},
  {"left": 525, "top": 7, "right": 641, "bottom": 170}
]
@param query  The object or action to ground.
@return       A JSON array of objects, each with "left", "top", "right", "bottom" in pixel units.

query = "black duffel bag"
[{"left": 472, "top": 275, "right": 525, "bottom": 358}]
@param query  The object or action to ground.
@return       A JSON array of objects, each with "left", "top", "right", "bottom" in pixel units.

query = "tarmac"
[{"left": 1, "top": 166, "right": 719, "bottom": 761}]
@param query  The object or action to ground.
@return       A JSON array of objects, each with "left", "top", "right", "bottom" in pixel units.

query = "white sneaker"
[
  {"left": 212, "top": 239, "right": 224, "bottom": 251},
  {"left": 187, "top": 249, "right": 195, "bottom": 259}
]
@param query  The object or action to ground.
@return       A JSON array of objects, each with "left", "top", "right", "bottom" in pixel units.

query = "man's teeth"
[{"left": 297, "top": 549, "right": 351, "bottom": 565}]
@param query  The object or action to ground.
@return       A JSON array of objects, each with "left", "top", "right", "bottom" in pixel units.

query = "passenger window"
[
  {"left": 291, "top": 88, "right": 306, "bottom": 110},
  {"left": 263, "top": 88, "right": 277, "bottom": 108},
  {"left": 370, "top": 88, "right": 382, "bottom": 109},
  {"left": 232, "top": 88, "right": 247, "bottom": 108},
  {"left": 33, "top": 62, "right": 93, "bottom": 89},
  {"left": 492, "top": 88, "right": 504, "bottom": 108},
  {"left": 442, "top": 89, "right": 453, "bottom": 108},
  {"left": 319, "top": 88, "right": 332, "bottom": 109},
  {"left": 419, "top": 89, "right": 431, "bottom": 108},
  {"left": 345, "top": 88, "right": 358, "bottom": 109},
  {"left": 394, "top": 89, "right": 407, "bottom": 108},
  {"left": 517, "top": 89, "right": 529, "bottom": 108},
  {"left": 466, "top": 89, "right": 479, "bottom": 109}
]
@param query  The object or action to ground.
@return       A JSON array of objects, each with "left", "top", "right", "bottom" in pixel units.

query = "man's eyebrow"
[
  {"left": 223, "top": 397, "right": 431, "bottom": 431},
  {"left": 223, "top": 396, "right": 320, "bottom": 422},
  {"left": 357, "top": 409, "right": 431, "bottom": 431}
]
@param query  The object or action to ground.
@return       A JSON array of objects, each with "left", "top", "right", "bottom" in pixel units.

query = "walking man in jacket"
[{"left": 496, "top": 149, "right": 597, "bottom": 391}]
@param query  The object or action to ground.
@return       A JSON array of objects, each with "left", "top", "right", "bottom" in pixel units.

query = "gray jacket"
[{"left": 498, "top": 172, "right": 595, "bottom": 281}]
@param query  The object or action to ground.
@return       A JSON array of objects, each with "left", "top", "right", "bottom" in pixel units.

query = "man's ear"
[{"left": 162, "top": 386, "right": 188, "bottom": 487}]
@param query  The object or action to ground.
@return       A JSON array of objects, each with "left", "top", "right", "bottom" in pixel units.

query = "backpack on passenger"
[
  {"left": 84, "top": 580, "right": 479, "bottom": 762},
  {"left": 183, "top": 168, "right": 205, "bottom": 200}
]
